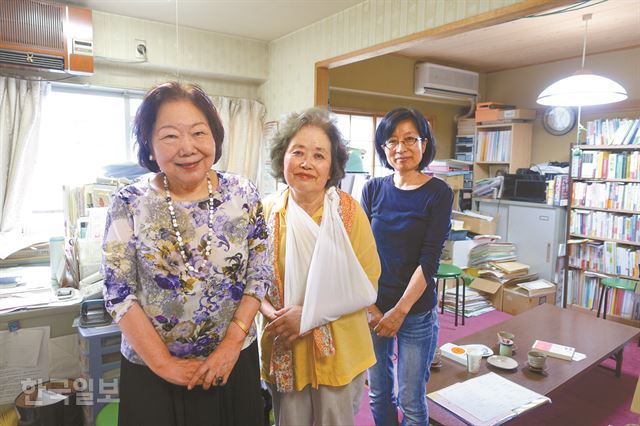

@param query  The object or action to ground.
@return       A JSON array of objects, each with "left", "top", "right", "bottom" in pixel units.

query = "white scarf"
[{"left": 284, "top": 187, "right": 377, "bottom": 334}]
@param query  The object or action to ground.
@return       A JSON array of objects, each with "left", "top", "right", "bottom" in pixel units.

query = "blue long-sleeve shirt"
[{"left": 361, "top": 175, "right": 453, "bottom": 314}]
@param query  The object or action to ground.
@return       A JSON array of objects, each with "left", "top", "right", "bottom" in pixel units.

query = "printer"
[{"left": 501, "top": 169, "right": 547, "bottom": 203}]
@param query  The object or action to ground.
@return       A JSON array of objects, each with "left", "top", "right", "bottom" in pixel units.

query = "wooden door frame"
[{"left": 314, "top": 0, "right": 576, "bottom": 109}]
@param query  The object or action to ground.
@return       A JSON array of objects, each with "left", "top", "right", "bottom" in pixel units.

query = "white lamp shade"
[{"left": 537, "top": 73, "right": 628, "bottom": 106}]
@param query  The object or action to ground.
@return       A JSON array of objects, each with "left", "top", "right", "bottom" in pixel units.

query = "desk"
[{"left": 429, "top": 304, "right": 640, "bottom": 425}]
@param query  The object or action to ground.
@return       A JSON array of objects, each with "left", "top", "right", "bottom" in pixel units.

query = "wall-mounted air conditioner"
[
  {"left": 415, "top": 63, "right": 478, "bottom": 98},
  {"left": 0, "top": 0, "right": 93, "bottom": 76}
]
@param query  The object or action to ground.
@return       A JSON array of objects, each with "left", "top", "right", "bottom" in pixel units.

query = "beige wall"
[
  {"left": 329, "top": 54, "right": 470, "bottom": 158},
  {"left": 485, "top": 47, "right": 640, "bottom": 164},
  {"left": 65, "top": 11, "right": 268, "bottom": 99},
  {"left": 260, "top": 0, "right": 523, "bottom": 121}
]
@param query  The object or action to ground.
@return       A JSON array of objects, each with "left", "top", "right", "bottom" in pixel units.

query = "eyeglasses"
[{"left": 383, "top": 136, "right": 423, "bottom": 150}]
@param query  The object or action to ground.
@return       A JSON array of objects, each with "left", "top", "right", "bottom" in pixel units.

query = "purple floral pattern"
[{"left": 102, "top": 172, "right": 271, "bottom": 364}]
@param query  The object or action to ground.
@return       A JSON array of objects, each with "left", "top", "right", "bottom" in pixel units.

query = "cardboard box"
[
  {"left": 452, "top": 211, "right": 496, "bottom": 235},
  {"left": 502, "top": 284, "right": 556, "bottom": 316},
  {"left": 470, "top": 277, "right": 504, "bottom": 311},
  {"left": 475, "top": 102, "right": 513, "bottom": 123},
  {"left": 475, "top": 102, "right": 536, "bottom": 123},
  {"left": 500, "top": 109, "right": 536, "bottom": 121}
]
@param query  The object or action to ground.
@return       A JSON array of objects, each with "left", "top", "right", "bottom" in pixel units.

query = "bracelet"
[{"left": 231, "top": 317, "right": 250, "bottom": 335}]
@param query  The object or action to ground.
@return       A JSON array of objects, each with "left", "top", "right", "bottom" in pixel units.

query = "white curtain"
[
  {"left": 212, "top": 96, "right": 265, "bottom": 183},
  {"left": 0, "top": 77, "right": 46, "bottom": 240}
]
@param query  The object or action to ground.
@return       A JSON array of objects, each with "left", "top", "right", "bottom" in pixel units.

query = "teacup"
[
  {"left": 497, "top": 331, "right": 515, "bottom": 344},
  {"left": 528, "top": 350, "right": 547, "bottom": 369},
  {"left": 499, "top": 338, "right": 514, "bottom": 357},
  {"left": 497, "top": 331, "right": 517, "bottom": 352}
]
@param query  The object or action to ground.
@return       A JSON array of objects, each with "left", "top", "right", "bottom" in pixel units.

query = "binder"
[{"left": 428, "top": 372, "right": 551, "bottom": 425}]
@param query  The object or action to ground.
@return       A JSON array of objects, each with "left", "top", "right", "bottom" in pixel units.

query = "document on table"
[{"left": 428, "top": 372, "right": 551, "bottom": 426}]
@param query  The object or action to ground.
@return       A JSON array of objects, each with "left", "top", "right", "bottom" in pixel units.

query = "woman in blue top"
[{"left": 362, "top": 107, "right": 453, "bottom": 426}]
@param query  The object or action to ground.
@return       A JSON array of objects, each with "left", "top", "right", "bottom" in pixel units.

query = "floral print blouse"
[{"left": 102, "top": 172, "right": 271, "bottom": 365}]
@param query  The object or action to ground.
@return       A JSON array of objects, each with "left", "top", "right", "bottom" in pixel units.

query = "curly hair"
[
  {"left": 270, "top": 108, "right": 348, "bottom": 188},
  {"left": 133, "top": 81, "right": 225, "bottom": 172}
]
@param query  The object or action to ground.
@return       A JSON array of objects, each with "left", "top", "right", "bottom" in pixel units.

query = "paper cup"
[{"left": 466, "top": 347, "right": 483, "bottom": 373}]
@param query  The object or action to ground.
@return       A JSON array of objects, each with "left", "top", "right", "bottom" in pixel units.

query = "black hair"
[
  {"left": 133, "top": 81, "right": 225, "bottom": 172},
  {"left": 374, "top": 107, "right": 436, "bottom": 170}
]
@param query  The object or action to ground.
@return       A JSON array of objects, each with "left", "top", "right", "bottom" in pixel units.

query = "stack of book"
[
  {"left": 426, "top": 159, "right": 472, "bottom": 173},
  {"left": 468, "top": 242, "right": 517, "bottom": 266},
  {"left": 443, "top": 287, "right": 495, "bottom": 317}
]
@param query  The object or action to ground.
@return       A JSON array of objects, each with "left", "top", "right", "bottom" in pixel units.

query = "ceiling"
[
  {"left": 56, "top": 0, "right": 638, "bottom": 71},
  {"left": 60, "top": 0, "right": 362, "bottom": 42},
  {"left": 397, "top": 0, "right": 640, "bottom": 73}
]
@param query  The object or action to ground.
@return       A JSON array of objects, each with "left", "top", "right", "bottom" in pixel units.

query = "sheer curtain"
[
  {"left": 0, "top": 77, "right": 46, "bottom": 252},
  {"left": 212, "top": 96, "right": 265, "bottom": 183}
]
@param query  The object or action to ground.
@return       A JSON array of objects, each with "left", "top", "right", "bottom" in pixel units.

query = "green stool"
[
  {"left": 436, "top": 264, "right": 465, "bottom": 326},
  {"left": 596, "top": 277, "right": 638, "bottom": 376},
  {"left": 596, "top": 277, "right": 637, "bottom": 320},
  {"left": 96, "top": 401, "right": 119, "bottom": 426}
]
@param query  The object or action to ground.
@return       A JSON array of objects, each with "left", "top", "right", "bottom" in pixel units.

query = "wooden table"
[{"left": 428, "top": 304, "right": 640, "bottom": 425}]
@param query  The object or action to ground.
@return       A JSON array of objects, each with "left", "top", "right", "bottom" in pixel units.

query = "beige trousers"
[{"left": 267, "top": 372, "right": 366, "bottom": 426}]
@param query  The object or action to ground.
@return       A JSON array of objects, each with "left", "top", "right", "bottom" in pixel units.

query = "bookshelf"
[
  {"left": 565, "top": 117, "right": 640, "bottom": 327},
  {"left": 473, "top": 122, "right": 533, "bottom": 181},
  {"left": 456, "top": 118, "right": 475, "bottom": 210}
]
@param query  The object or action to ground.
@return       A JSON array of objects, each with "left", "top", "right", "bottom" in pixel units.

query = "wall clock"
[{"left": 542, "top": 106, "right": 576, "bottom": 136}]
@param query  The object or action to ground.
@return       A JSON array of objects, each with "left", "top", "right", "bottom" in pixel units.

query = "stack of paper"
[
  {"left": 477, "top": 261, "right": 539, "bottom": 285},
  {"left": 469, "top": 242, "right": 517, "bottom": 266},
  {"left": 443, "top": 287, "right": 495, "bottom": 317},
  {"left": 428, "top": 372, "right": 551, "bottom": 425}
]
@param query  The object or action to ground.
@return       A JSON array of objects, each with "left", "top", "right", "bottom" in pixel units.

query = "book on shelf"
[
  {"left": 531, "top": 340, "right": 575, "bottom": 361},
  {"left": 585, "top": 118, "right": 640, "bottom": 146}
]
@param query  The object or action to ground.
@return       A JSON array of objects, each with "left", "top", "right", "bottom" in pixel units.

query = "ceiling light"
[{"left": 536, "top": 14, "right": 627, "bottom": 107}]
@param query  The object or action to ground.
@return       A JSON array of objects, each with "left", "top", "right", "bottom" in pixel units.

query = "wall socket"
[{"left": 135, "top": 39, "right": 147, "bottom": 59}]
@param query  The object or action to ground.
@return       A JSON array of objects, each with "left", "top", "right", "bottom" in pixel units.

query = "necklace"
[{"left": 163, "top": 173, "right": 215, "bottom": 273}]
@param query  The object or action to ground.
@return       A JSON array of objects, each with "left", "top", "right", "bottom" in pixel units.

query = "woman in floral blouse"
[{"left": 102, "top": 81, "right": 271, "bottom": 426}]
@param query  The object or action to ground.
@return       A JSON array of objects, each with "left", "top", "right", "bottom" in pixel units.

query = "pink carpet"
[{"left": 355, "top": 309, "right": 640, "bottom": 426}]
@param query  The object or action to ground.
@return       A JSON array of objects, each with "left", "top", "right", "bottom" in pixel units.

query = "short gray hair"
[{"left": 270, "top": 108, "right": 348, "bottom": 188}]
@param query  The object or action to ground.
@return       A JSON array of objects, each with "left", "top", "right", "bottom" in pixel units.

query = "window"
[
  {"left": 334, "top": 111, "right": 392, "bottom": 178},
  {"left": 23, "top": 85, "right": 143, "bottom": 239}
]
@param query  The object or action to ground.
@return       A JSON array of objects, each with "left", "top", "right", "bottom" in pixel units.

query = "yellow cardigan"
[{"left": 259, "top": 189, "right": 381, "bottom": 390}]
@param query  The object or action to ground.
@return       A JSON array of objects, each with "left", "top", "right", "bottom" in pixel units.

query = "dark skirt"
[{"left": 118, "top": 340, "right": 264, "bottom": 426}]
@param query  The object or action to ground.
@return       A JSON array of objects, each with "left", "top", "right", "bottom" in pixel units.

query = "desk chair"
[
  {"left": 436, "top": 264, "right": 465, "bottom": 326},
  {"left": 596, "top": 276, "right": 638, "bottom": 376}
]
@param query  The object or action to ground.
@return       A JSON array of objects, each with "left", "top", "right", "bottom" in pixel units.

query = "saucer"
[
  {"left": 430, "top": 360, "right": 443, "bottom": 370},
  {"left": 487, "top": 355, "right": 518, "bottom": 370},
  {"left": 526, "top": 362, "right": 549, "bottom": 373}
]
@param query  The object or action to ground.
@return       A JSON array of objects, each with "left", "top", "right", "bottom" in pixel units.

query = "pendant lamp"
[{"left": 536, "top": 14, "right": 628, "bottom": 107}]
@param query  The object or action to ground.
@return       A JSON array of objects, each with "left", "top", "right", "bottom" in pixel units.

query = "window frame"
[{"left": 332, "top": 107, "right": 386, "bottom": 177}]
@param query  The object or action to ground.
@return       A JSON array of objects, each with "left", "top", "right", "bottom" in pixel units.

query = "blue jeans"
[{"left": 368, "top": 307, "right": 439, "bottom": 426}]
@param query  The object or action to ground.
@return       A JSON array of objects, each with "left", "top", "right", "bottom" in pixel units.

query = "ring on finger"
[{"left": 215, "top": 376, "right": 223, "bottom": 386}]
